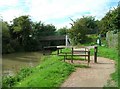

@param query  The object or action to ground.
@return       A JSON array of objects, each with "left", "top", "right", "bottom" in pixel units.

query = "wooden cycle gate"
[{"left": 57, "top": 46, "right": 98, "bottom": 66}]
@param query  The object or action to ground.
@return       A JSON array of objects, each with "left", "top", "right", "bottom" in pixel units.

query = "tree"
[
  {"left": 56, "top": 27, "right": 68, "bottom": 35},
  {"left": 32, "top": 22, "right": 56, "bottom": 37},
  {"left": 99, "top": 3, "right": 120, "bottom": 35},
  {"left": 2, "top": 21, "right": 14, "bottom": 53},
  {"left": 44, "top": 24, "right": 56, "bottom": 36},
  {"left": 10, "top": 15, "right": 32, "bottom": 51},
  {"left": 68, "top": 16, "right": 97, "bottom": 44}
]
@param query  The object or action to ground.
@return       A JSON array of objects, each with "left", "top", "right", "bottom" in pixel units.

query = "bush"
[
  {"left": 16, "top": 67, "right": 33, "bottom": 81},
  {"left": 2, "top": 43, "right": 15, "bottom": 54},
  {"left": 2, "top": 76, "right": 16, "bottom": 87},
  {"left": 2, "top": 67, "right": 33, "bottom": 87},
  {"left": 10, "top": 39, "right": 24, "bottom": 52}
]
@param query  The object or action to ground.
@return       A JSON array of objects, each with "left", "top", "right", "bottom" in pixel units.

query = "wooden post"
[
  {"left": 57, "top": 49, "right": 59, "bottom": 55},
  {"left": 94, "top": 46, "right": 98, "bottom": 63},
  {"left": 64, "top": 55, "right": 66, "bottom": 62},
  {"left": 43, "top": 47, "right": 45, "bottom": 55},
  {"left": 65, "top": 53, "right": 67, "bottom": 61},
  {"left": 88, "top": 51, "right": 90, "bottom": 65},
  {"left": 85, "top": 48, "right": 86, "bottom": 60},
  {"left": 71, "top": 47, "right": 73, "bottom": 63}
]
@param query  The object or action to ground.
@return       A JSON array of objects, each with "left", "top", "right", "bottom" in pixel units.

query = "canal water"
[{"left": 2, "top": 52, "right": 44, "bottom": 76}]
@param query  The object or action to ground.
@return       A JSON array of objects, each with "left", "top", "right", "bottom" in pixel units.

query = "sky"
[{"left": 0, "top": 0, "right": 119, "bottom": 29}]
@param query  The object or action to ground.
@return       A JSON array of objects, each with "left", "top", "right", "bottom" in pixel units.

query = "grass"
[
  {"left": 97, "top": 47, "right": 118, "bottom": 60},
  {"left": 13, "top": 55, "right": 75, "bottom": 87}
]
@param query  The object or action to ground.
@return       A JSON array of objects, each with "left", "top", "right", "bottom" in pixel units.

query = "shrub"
[
  {"left": 10, "top": 39, "right": 24, "bottom": 52},
  {"left": 2, "top": 43, "right": 15, "bottom": 54},
  {"left": 2, "top": 76, "right": 16, "bottom": 87},
  {"left": 2, "top": 67, "right": 33, "bottom": 87}
]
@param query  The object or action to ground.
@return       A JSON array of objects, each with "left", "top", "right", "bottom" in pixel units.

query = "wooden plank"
[{"left": 58, "top": 54, "right": 89, "bottom": 56}]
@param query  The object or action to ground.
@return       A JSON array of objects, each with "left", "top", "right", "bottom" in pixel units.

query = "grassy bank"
[
  {"left": 3, "top": 55, "right": 75, "bottom": 87},
  {"left": 15, "top": 55, "right": 75, "bottom": 87},
  {"left": 3, "top": 47, "right": 90, "bottom": 88}
]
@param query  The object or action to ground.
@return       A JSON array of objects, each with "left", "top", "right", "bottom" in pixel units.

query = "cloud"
[
  {"left": 1, "top": 9, "right": 23, "bottom": 22},
  {"left": 0, "top": 0, "right": 19, "bottom": 7},
  {"left": 0, "top": 0, "right": 119, "bottom": 28}
]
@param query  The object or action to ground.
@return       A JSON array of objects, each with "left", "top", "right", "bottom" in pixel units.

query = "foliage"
[
  {"left": 9, "top": 39, "right": 23, "bottom": 52},
  {"left": 2, "top": 76, "right": 16, "bottom": 87},
  {"left": 68, "top": 16, "right": 98, "bottom": 45},
  {"left": 2, "top": 16, "right": 58, "bottom": 53},
  {"left": 86, "top": 34, "right": 98, "bottom": 45},
  {"left": 32, "top": 22, "right": 56, "bottom": 37},
  {"left": 99, "top": 4, "right": 120, "bottom": 35},
  {"left": 2, "top": 21, "right": 15, "bottom": 53},
  {"left": 31, "top": 22, "right": 57, "bottom": 50},
  {"left": 2, "top": 67, "right": 33, "bottom": 87},
  {"left": 56, "top": 26, "right": 68, "bottom": 35},
  {"left": 2, "top": 21, "right": 10, "bottom": 38},
  {"left": 10, "top": 15, "right": 33, "bottom": 51}
]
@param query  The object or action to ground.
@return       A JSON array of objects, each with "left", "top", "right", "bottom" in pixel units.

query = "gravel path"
[{"left": 61, "top": 56, "right": 115, "bottom": 87}]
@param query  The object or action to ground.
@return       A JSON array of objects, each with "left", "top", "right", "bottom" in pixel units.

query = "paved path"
[{"left": 61, "top": 56, "right": 115, "bottom": 87}]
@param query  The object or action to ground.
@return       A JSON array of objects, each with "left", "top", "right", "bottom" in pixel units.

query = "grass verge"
[{"left": 13, "top": 55, "right": 75, "bottom": 87}]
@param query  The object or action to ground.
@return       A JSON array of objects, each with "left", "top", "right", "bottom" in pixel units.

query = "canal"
[{"left": 2, "top": 52, "right": 44, "bottom": 76}]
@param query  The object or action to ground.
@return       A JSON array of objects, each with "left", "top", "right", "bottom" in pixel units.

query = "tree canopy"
[
  {"left": 68, "top": 16, "right": 98, "bottom": 44},
  {"left": 56, "top": 27, "right": 68, "bottom": 35},
  {"left": 2, "top": 15, "right": 57, "bottom": 53},
  {"left": 99, "top": 4, "right": 120, "bottom": 35}
]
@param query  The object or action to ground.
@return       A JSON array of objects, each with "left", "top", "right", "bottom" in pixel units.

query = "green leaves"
[
  {"left": 56, "top": 27, "right": 68, "bottom": 35},
  {"left": 68, "top": 16, "right": 97, "bottom": 44},
  {"left": 12, "top": 25, "right": 22, "bottom": 33},
  {"left": 99, "top": 4, "right": 120, "bottom": 34},
  {"left": 2, "top": 21, "right": 10, "bottom": 38}
]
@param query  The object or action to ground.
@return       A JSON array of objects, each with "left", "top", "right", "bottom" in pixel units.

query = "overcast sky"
[{"left": 0, "top": 0, "right": 119, "bottom": 29}]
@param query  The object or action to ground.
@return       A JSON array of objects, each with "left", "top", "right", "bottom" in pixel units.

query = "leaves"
[
  {"left": 68, "top": 16, "right": 97, "bottom": 44},
  {"left": 56, "top": 27, "right": 68, "bottom": 35},
  {"left": 99, "top": 4, "right": 120, "bottom": 35}
]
